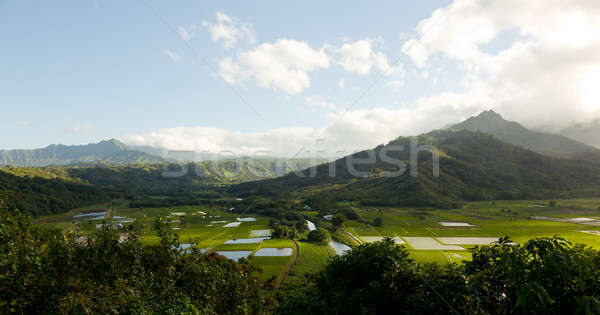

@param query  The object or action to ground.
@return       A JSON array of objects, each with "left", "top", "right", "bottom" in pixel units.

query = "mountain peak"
[
  {"left": 477, "top": 109, "right": 503, "bottom": 120},
  {"left": 97, "top": 138, "right": 127, "bottom": 149},
  {"left": 449, "top": 110, "right": 596, "bottom": 157},
  {"left": 100, "top": 138, "right": 121, "bottom": 144},
  {"left": 451, "top": 110, "right": 515, "bottom": 131}
]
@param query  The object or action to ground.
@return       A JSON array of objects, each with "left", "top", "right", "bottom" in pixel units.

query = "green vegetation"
[
  {"left": 0, "top": 156, "right": 325, "bottom": 216},
  {"left": 0, "top": 168, "right": 109, "bottom": 216},
  {"left": 0, "top": 207, "right": 271, "bottom": 314},
  {"left": 451, "top": 110, "right": 599, "bottom": 158},
  {"left": 282, "top": 242, "right": 335, "bottom": 287},
  {"left": 5, "top": 116, "right": 600, "bottom": 313},
  {"left": 232, "top": 129, "right": 600, "bottom": 207},
  {"left": 307, "top": 229, "right": 329, "bottom": 245},
  {"left": 4, "top": 197, "right": 600, "bottom": 313},
  {"left": 277, "top": 237, "right": 600, "bottom": 314}
]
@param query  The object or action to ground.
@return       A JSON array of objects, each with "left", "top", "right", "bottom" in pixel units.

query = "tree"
[
  {"left": 307, "top": 229, "right": 329, "bottom": 244},
  {"left": 331, "top": 214, "right": 346, "bottom": 229},
  {"left": 0, "top": 207, "right": 272, "bottom": 314},
  {"left": 464, "top": 236, "right": 600, "bottom": 314},
  {"left": 295, "top": 220, "right": 307, "bottom": 233},
  {"left": 277, "top": 238, "right": 467, "bottom": 314},
  {"left": 373, "top": 217, "right": 383, "bottom": 226},
  {"left": 278, "top": 236, "right": 600, "bottom": 315}
]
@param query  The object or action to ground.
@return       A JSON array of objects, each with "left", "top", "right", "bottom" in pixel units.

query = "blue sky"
[{"left": 2, "top": 0, "right": 599, "bottom": 155}]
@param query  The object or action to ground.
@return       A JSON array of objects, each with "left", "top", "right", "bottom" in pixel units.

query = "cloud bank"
[
  {"left": 133, "top": 1, "right": 600, "bottom": 156},
  {"left": 402, "top": 0, "right": 600, "bottom": 128}
]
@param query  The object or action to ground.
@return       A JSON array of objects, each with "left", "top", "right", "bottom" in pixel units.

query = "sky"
[{"left": 2, "top": 0, "right": 600, "bottom": 157}]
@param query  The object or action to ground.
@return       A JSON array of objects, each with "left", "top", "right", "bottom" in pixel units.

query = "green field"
[
  {"left": 36, "top": 201, "right": 300, "bottom": 283},
  {"left": 344, "top": 198, "right": 600, "bottom": 263},
  {"left": 37, "top": 197, "right": 600, "bottom": 282}
]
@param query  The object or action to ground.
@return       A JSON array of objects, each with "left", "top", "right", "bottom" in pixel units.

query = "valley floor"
[{"left": 38, "top": 198, "right": 600, "bottom": 284}]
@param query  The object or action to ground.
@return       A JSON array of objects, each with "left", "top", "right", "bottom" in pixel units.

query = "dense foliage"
[
  {"left": 0, "top": 169, "right": 109, "bottom": 216},
  {"left": 278, "top": 238, "right": 600, "bottom": 314},
  {"left": 0, "top": 207, "right": 271, "bottom": 314},
  {"left": 0, "top": 156, "right": 324, "bottom": 216},
  {"left": 3, "top": 203, "right": 600, "bottom": 314}
]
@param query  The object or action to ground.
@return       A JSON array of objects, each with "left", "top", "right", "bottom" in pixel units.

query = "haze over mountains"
[
  {"left": 449, "top": 110, "right": 600, "bottom": 158},
  {"left": 0, "top": 139, "right": 165, "bottom": 166},
  {"left": 1, "top": 110, "right": 598, "bottom": 168},
  {"left": 0, "top": 139, "right": 326, "bottom": 167},
  {"left": 3, "top": 109, "right": 600, "bottom": 214},
  {"left": 559, "top": 119, "right": 600, "bottom": 148},
  {"left": 232, "top": 111, "right": 600, "bottom": 207}
]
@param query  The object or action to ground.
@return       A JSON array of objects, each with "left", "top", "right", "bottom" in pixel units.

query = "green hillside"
[
  {"left": 450, "top": 110, "right": 599, "bottom": 158},
  {"left": 0, "top": 168, "right": 109, "bottom": 217},
  {"left": 61, "top": 158, "right": 327, "bottom": 197},
  {"left": 230, "top": 130, "right": 600, "bottom": 207},
  {"left": 0, "top": 157, "right": 326, "bottom": 215},
  {"left": 0, "top": 139, "right": 166, "bottom": 166}
]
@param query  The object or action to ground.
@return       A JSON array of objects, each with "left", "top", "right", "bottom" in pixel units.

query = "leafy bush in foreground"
[
  {"left": 3, "top": 202, "right": 600, "bottom": 314},
  {"left": 0, "top": 207, "right": 271, "bottom": 314},
  {"left": 278, "top": 237, "right": 600, "bottom": 315}
]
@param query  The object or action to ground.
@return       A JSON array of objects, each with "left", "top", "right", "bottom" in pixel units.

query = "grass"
[
  {"left": 282, "top": 241, "right": 335, "bottom": 287},
  {"left": 344, "top": 198, "right": 600, "bottom": 263},
  {"left": 40, "top": 202, "right": 299, "bottom": 282},
  {"left": 35, "top": 197, "right": 600, "bottom": 275}
]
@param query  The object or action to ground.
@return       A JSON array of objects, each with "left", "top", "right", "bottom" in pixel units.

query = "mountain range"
[
  {"left": 0, "top": 139, "right": 165, "bottom": 166},
  {"left": 231, "top": 111, "right": 600, "bottom": 207},
  {"left": 2, "top": 111, "right": 595, "bottom": 167},
  {"left": 449, "top": 110, "right": 600, "bottom": 158},
  {"left": 4, "top": 110, "right": 600, "bottom": 213}
]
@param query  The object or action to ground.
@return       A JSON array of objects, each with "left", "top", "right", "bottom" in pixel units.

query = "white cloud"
[
  {"left": 123, "top": 126, "right": 323, "bottom": 157},
  {"left": 16, "top": 121, "right": 30, "bottom": 127},
  {"left": 71, "top": 125, "right": 95, "bottom": 134},
  {"left": 218, "top": 39, "right": 330, "bottom": 95},
  {"left": 124, "top": 1, "right": 600, "bottom": 156},
  {"left": 121, "top": 101, "right": 483, "bottom": 158},
  {"left": 335, "top": 39, "right": 405, "bottom": 76},
  {"left": 384, "top": 80, "right": 404, "bottom": 92},
  {"left": 202, "top": 12, "right": 256, "bottom": 48},
  {"left": 177, "top": 25, "right": 197, "bottom": 42},
  {"left": 304, "top": 96, "right": 336, "bottom": 110},
  {"left": 401, "top": 0, "right": 600, "bottom": 127},
  {"left": 336, "top": 78, "right": 345, "bottom": 88},
  {"left": 162, "top": 49, "right": 181, "bottom": 62},
  {"left": 399, "top": 32, "right": 413, "bottom": 40}
]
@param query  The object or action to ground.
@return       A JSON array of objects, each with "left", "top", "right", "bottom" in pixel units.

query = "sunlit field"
[{"left": 36, "top": 197, "right": 600, "bottom": 280}]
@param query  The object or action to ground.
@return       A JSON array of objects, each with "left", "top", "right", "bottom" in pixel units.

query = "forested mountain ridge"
[
  {"left": 0, "top": 157, "right": 327, "bottom": 215},
  {"left": 0, "top": 168, "right": 110, "bottom": 216},
  {"left": 0, "top": 139, "right": 166, "bottom": 166},
  {"left": 231, "top": 129, "right": 600, "bottom": 207},
  {"left": 450, "top": 110, "right": 599, "bottom": 158}
]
